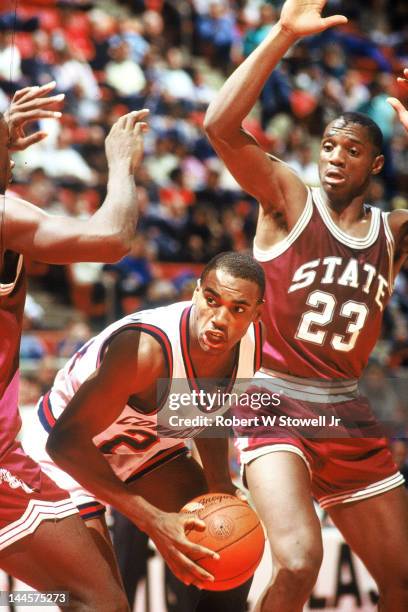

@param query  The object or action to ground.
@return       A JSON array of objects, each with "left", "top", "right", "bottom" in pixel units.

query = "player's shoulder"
[
  {"left": 131, "top": 300, "right": 191, "bottom": 322},
  {"left": 103, "top": 325, "right": 168, "bottom": 380},
  {"left": 386, "top": 209, "right": 408, "bottom": 237}
]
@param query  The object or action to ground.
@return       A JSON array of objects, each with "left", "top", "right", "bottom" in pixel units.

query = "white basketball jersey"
[{"left": 38, "top": 301, "right": 263, "bottom": 484}]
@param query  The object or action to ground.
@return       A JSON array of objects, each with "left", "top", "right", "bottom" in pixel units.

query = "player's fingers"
[
  {"left": 10, "top": 110, "right": 63, "bottom": 125},
  {"left": 320, "top": 15, "right": 348, "bottom": 30},
  {"left": 397, "top": 77, "right": 408, "bottom": 90},
  {"left": 234, "top": 488, "right": 249, "bottom": 503},
  {"left": 173, "top": 551, "right": 215, "bottom": 582},
  {"left": 11, "top": 132, "right": 48, "bottom": 150},
  {"left": 182, "top": 515, "right": 206, "bottom": 531},
  {"left": 12, "top": 94, "right": 65, "bottom": 111},
  {"left": 133, "top": 122, "right": 149, "bottom": 135},
  {"left": 11, "top": 86, "right": 39, "bottom": 102},
  {"left": 12, "top": 81, "right": 58, "bottom": 103},
  {"left": 387, "top": 97, "right": 407, "bottom": 115},
  {"left": 21, "top": 81, "right": 58, "bottom": 100},
  {"left": 177, "top": 532, "right": 220, "bottom": 562},
  {"left": 124, "top": 109, "right": 150, "bottom": 130}
]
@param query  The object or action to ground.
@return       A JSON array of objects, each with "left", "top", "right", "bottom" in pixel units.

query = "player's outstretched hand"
[
  {"left": 279, "top": 0, "right": 347, "bottom": 39},
  {"left": 387, "top": 68, "right": 408, "bottom": 132},
  {"left": 146, "top": 509, "right": 219, "bottom": 588},
  {"left": 105, "top": 109, "right": 149, "bottom": 174},
  {"left": 4, "top": 81, "right": 64, "bottom": 151}
]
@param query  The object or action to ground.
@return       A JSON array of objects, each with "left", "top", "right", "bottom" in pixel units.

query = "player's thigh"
[
  {"left": 84, "top": 514, "right": 125, "bottom": 589},
  {"left": 328, "top": 485, "right": 408, "bottom": 584},
  {"left": 0, "top": 514, "right": 127, "bottom": 607},
  {"left": 246, "top": 450, "right": 322, "bottom": 566},
  {"left": 127, "top": 453, "right": 207, "bottom": 511}
]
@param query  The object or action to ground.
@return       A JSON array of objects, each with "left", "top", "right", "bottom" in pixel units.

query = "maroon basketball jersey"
[
  {"left": 255, "top": 188, "right": 394, "bottom": 380},
  {"left": 0, "top": 197, "right": 27, "bottom": 455}
]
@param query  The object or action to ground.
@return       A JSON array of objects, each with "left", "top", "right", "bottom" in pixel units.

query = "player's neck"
[
  {"left": 189, "top": 340, "right": 237, "bottom": 380},
  {"left": 320, "top": 189, "right": 369, "bottom": 228}
]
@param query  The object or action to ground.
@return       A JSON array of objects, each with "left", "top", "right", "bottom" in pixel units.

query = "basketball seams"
[
  {"left": 181, "top": 493, "right": 265, "bottom": 589},
  {"left": 191, "top": 522, "right": 264, "bottom": 562},
  {"left": 206, "top": 549, "right": 265, "bottom": 588}
]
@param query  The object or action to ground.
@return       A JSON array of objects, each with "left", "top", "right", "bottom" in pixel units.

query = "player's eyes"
[
  {"left": 206, "top": 296, "right": 216, "bottom": 305},
  {"left": 234, "top": 306, "right": 245, "bottom": 314},
  {"left": 349, "top": 148, "right": 359, "bottom": 156},
  {"left": 323, "top": 143, "right": 333, "bottom": 151}
]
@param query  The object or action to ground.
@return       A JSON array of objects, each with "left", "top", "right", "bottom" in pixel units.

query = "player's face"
[
  {"left": 319, "top": 120, "right": 384, "bottom": 200},
  {"left": 0, "top": 118, "right": 12, "bottom": 194},
  {"left": 192, "top": 269, "right": 263, "bottom": 355}
]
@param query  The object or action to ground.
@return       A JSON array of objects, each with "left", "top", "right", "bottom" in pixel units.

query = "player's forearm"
[
  {"left": 46, "top": 429, "right": 158, "bottom": 532},
  {"left": 194, "top": 438, "right": 234, "bottom": 491},
  {"left": 89, "top": 165, "right": 138, "bottom": 259},
  {"left": 204, "top": 23, "right": 296, "bottom": 139}
]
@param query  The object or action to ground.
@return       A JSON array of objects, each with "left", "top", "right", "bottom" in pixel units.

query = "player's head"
[
  {"left": 319, "top": 112, "right": 384, "bottom": 200},
  {"left": 192, "top": 251, "right": 265, "bottom": 355},
  {"left": 0, "top": 113, "right": 11, "bottom": 195}
]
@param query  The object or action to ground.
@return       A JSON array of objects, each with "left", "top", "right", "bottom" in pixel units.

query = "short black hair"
[
  {"left": 200, "top": 251, "right": 265, "bottom": 301},
  {"left": 331, "top": 112, "right": 383, "bottom": 153}
]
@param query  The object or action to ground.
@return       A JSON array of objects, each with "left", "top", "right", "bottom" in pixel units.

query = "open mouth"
[
  {"left": 203, "top": 330, "right": 226, "bottom": 348},
  {"left": 325, "top": 170, "right": 346, "bottom": 184}
]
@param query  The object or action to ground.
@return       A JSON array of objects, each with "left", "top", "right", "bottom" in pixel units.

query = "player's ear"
[
  {"left": 254, "top": 300, "right": 265, "bottom": 322},
  {"left": 372, "top": 154, "right": 384, "bottom": 175},
  {"left": 192, "top": 279, "right": 201, "bottom": 304}
]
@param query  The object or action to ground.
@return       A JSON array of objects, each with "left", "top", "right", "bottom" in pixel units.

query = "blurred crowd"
[{"left": 0, "top": 0, "right": 407, "bottom": 443}]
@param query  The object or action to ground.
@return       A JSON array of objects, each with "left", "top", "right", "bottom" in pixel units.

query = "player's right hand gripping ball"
[{"left": 181, "top": 493, "right": 265, "bottom": 591}]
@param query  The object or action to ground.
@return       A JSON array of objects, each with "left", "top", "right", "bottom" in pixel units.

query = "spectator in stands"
[
  {"left": 56, "top": 316, "right": 92, "bottom": 359},
  {"left": 360, "top": 362, "right": 402, "bottom": 426},
  {"left": 105, "top": 38, "right": 146, "bottom": 106},
  {"left": 103, "top": 235, "right": 154, "bottom": 317},
  {"left": 196, "top": 1, "right": 237, "bottom": 72}
]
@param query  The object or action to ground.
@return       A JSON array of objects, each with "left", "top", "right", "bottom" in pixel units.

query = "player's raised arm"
[
  {"left": 387, "top": 68, "right": 408, "bottom": 132},
  {"left": 204, "top": 0, "right": 347, "bottom": 219},
  {"left": 3, "top": 110, "right": 149, "bottom": 263},
  {"left": 386, "top": 68, "right": 408, "bottom": 267},
  {"left": 46, "top": 330, "right": 219, "bottom": 588},
  {"left": 4, "top": 81, "right": 65, "bottom": 151}
]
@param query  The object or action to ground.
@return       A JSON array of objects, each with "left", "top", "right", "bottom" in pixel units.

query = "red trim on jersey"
[
  {"left": 179, "top": 306, "right": 239, "bottom": 407},
  {"left": 253, "top": 321, "right": 262, "bottom": 373},
  {"left": 78, "top": 501, "right": 105, "bottom": 520},
  {"left": 67, "top": 338, "right": 94, "bottom": 374},
  {"left": 124, "top": 443, "right": 187, "bottom": 484},
  {"left": 38, "top": 391, "right": 56, "bottom": 431}
]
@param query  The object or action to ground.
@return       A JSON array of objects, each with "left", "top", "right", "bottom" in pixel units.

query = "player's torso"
[
  {"left": 0, "top": 250, "right": 26, "bottom": 454},
  {"left": 0, "top": 252, "right": 25, "bottom": 395},
  {"left": 40, "top": 301, "right": 262, "bottom": 482},
  {"left": 256, "top": 187, "right": 394, "bottom": 380}
]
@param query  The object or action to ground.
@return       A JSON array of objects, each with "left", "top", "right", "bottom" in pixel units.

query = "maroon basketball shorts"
[
  {"left": 0, "top": 440, "right": 78, "bottom": 550},
  {"left": 233, "top": 370, "right": 404, "bottom": 509}
]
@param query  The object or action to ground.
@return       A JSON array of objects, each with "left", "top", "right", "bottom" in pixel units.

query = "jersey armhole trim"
[
  {"left": 382, "top": 212, "right": 395, "bottom": 293},
  {"left": 98, "top": 323, "right": 174, "bottom": 415},
  {"left": 0, "top": 254, "right": 23, "bottom": 296},
  {"left": 253, "top": 187, "right": 313, "bottom": 262}
]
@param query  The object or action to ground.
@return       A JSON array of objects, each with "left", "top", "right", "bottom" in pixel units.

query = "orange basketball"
[{"left": 181, "top": 492, "right": 265, "bottom": 591}]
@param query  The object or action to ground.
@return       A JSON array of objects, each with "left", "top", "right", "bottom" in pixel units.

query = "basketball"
[{"left": 181, "top": 493, "right": 265, "bottom": 591}]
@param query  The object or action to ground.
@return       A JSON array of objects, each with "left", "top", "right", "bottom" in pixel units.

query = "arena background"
[{"left": 1, "top": 0, "right": 408, "bottom": 610}]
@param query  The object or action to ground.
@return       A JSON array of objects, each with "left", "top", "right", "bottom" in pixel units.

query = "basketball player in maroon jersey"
[
  {"left": 204, "top": 1, "right": 408, "bottom": 610},
  {"left": 0, "top": 86, "right": 219, "bottom": 608}
]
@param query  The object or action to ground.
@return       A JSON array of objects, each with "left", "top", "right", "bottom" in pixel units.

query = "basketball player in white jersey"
[{"left": 25, "top": 251, "right": 264, "bottom": 609}]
